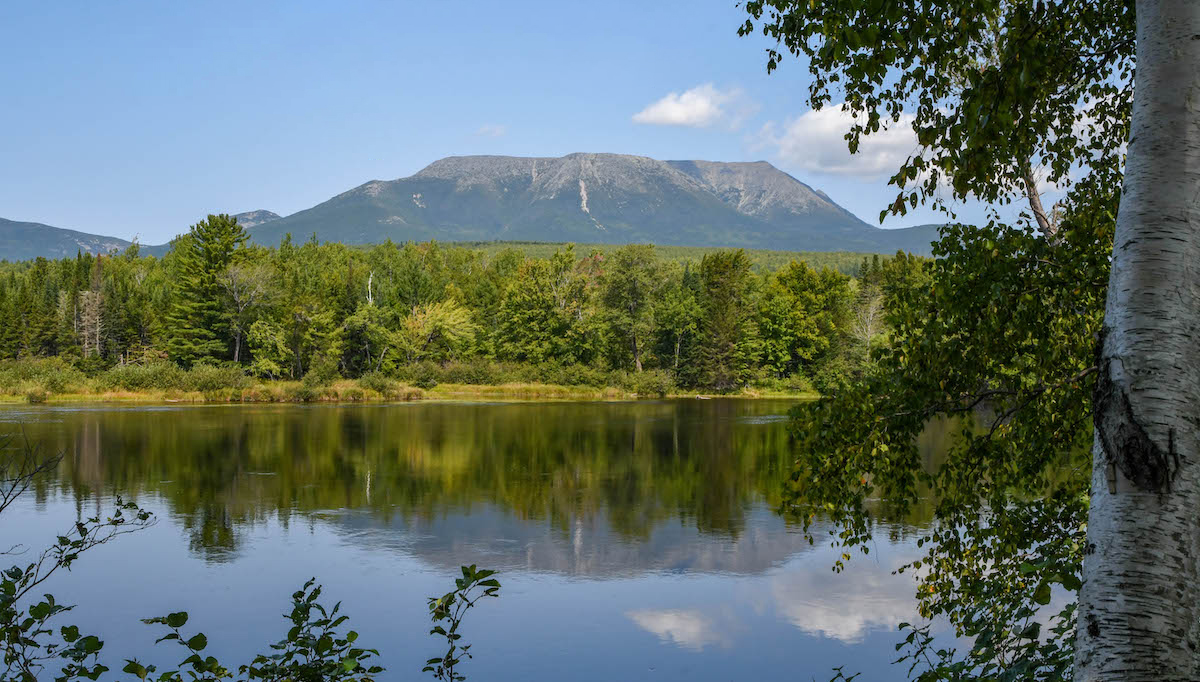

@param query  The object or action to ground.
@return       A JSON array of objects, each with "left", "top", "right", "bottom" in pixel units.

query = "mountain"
[
  {"left": 4, "top": 154, "right": 944, "bottom": 260},
  {"left": 0, "top": 211, "right": 286, "bottom": 262},
  {"left": 250, "top": 153, "right": 940, "bottom": 255},
  {"left": 231, "top": 210, "right": 281, "bottom": 229},
  {"left": 1, "top": 217, "right": 140, "bottom": 261}
]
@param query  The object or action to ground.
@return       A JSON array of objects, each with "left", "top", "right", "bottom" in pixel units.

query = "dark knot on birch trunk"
[{"left": 1093, "top": 330, "right": 1179, "bottom": 494}]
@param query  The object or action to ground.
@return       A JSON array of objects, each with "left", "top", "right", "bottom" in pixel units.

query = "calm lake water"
[{"left": 2, "top": 400, "right": 950, "bottom": 681}]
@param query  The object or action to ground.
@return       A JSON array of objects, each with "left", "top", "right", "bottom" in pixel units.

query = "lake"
[{"left": 2, "top": 400, "right": 948, "bottom": 681}]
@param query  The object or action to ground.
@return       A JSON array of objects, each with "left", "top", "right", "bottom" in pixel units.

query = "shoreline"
[{"left": 0, "top": 380, "right": 817, "bottom": 405}]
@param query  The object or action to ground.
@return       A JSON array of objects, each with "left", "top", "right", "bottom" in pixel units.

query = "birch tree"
[
  {"left": 1075, "top": 2, "right": 1200, "bottom": 678},
  {"left": 736, "top": 0, "right": 1198, "bottom": 678},
  {"left": 220, "top": 261, "right": 273, "bottom": 363}
]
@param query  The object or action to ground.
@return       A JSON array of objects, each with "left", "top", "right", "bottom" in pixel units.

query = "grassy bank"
[
  {"left": 0, "top": 380, "right": 814, "bottom": 405},
  {"left": 0, "top": 359, "right": 816, "bottom": 404}
]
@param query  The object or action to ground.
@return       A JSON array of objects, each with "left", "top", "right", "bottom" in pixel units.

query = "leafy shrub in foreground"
[
  {"left": 358, "top": 371, "right": 401, "bottom": 398},
  {"left": 0, "top": 358, "right": 87, "bottom": 395},
  {"left": 437, "top": 359, "right": 516, "bottom": 385},
  {"left": 301, "top": 355, "right": 341, "bottom": 389},
  {"left": 752, "top": 374, "right": 815, "bottom": 395},
  {"left": 97, "top": 362, "right": 188, "bottom": 391},
  {"left": 617, "top": 369, "right": 677, "bottom": 398},
  {"left": 187, "top": 363, "right": 251, "bottom": 392},
  {"left": 394, "top": 361, "right": 441, "bottom": 389},
  {"left": 538, "top": 362, "right": 611, "bottom": 388}
]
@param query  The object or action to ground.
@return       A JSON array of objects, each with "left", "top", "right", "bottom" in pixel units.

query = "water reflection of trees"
[{"left": 12, "top": 401, "right": 949, "bottom": 564}]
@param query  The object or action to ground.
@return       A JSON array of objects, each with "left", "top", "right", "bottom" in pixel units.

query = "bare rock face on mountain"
[
  {"left": 250, "top": 153, "right": 939, "bottom": 254},
  {"left": 231, "top": 210, "right": 281, "bottom": 229}
]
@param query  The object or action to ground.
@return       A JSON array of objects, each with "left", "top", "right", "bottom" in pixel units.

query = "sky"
[{"left": 1, "top": 1, "right": 1012, "bottom": 245}]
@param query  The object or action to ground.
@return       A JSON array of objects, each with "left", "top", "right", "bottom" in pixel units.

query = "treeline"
[
  {"left": 0, "top": 214, "right": 927, "bottom": 394},
  {"left": 444, "top": 241, "right": 871, "bottom": 275}
]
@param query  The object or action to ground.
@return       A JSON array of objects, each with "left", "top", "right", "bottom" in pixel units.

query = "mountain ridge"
[
  {"left": 0, "top": 217, "right": 138, "bottom": 262},
  {"left": 0, "top": 211, "right": 276, "bottom": 262},
  {"left": 250, "top": 153, "right": 938, "bottom": 254},
  {"left": 3, "top": 154, "right": 943, "bottom": 260}
]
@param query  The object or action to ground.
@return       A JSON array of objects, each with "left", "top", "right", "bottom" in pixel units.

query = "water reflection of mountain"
[{"left": 327, "top": 504, "right": 817, "bottom": 578}]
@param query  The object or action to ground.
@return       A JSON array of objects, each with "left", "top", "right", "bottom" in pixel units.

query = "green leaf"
[
  {"left": 185, "top": 633, "right": 207, "bottom": 651},
  {"left": 1033, "top": 583, "right": 1052, "bottom": 606}
]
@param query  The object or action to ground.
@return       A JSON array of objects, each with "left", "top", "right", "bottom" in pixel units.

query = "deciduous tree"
[
  {"left": 735, "top": 0, "right": 1200, "bottom": 679},
  {"left": 599, "top": 244, "right": 661, "bottom": 372}
]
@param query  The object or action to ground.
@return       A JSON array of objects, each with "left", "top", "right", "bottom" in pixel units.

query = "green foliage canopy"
[
  {"left": 738, "top": 0, "right": 1137, "bottom": 677},
  {"left": 740, "top": 0, "right": 1133, "bottom": 220}
]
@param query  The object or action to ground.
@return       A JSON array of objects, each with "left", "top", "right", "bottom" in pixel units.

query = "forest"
[{"left": 0, "top": 214, "right": 926, "bottom": 400}]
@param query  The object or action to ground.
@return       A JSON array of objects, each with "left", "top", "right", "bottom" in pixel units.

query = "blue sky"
[{"left": 1, "top": 1, "right": 1006, "bottom": 244}]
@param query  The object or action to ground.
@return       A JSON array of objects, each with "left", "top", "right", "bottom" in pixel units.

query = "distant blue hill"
[
  {"left": 0, "top": 217, "right": 167, "bottom": 261},
  {"left": 0, "top": 211, "right": 279, "bottom": 262}
]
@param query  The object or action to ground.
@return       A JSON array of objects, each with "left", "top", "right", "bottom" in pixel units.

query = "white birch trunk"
[
  {"left": 1022, "top": 161, "right": 1054, "bottom": 238},
  {"left": 1075, "top": 1, "right": 1200, "bottom": 678}
]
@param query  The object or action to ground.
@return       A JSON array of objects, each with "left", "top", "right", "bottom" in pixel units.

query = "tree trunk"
[
  {"left": 1021, "top": 160, "right": 1054, "bottom": 238},
  {"left": 632, "top": 336, "right": 642, "bottom": 372},
  {"left": 1075, "top": 2, "right": 1200, "bottom": 678}
]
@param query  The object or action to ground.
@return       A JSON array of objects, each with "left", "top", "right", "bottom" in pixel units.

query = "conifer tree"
[
  {"left": 691, "top": 250, "right": 761, "bottom": 391},
  {"left": 165, "top": 214, "right": 248, "bottom": 366},
  {"left": 0, "top": 276, "right": 18, "bottom": 359}
]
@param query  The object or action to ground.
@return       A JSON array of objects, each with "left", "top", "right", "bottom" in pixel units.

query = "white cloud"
[
  {"left": 769, "top": 551, "right": 925, "bottom": 644},
  {"left": 632, "top": 84, "right": 749, "bottom": 129},
  {"left": 474, "top": 123, "right": 507, "bottom": 137},
  {"left": 627, "top": 609, "right": 730, "bottom": 651},
  {"left": 757, "top": 105, "right": 919, "bottom": 179}
]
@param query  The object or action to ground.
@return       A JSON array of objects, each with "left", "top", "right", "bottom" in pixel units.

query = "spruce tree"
[
  {"left": 0, "top": 276, "right": 18, "bottom": 359},
  {"left": 691, "top": 250, "right": 760, "bottom": 391}
]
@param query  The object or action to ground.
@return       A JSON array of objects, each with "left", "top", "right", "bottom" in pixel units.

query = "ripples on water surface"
[{"left": 2, "top": 400, "right": 949, "bottom": 681}]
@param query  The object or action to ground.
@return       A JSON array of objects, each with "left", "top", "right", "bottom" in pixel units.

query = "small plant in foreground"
[
  {"left": 423, "top": 565, "right": 501, "bottom": 682},
  {"left": 128, "top": 579, "right": 382, "bottom": 682}
]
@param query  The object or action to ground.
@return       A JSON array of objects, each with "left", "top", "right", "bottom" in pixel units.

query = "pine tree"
[{"left": 166, "top": 214, "right": 248, "bottom": 366}]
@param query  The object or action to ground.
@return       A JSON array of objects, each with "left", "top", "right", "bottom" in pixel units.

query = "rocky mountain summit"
[
  {"left": 230, "top": 210, "right": 281, "bottom": 229},
  {"left": 250, "top": 153, "right": 938, "bottom": 254}
]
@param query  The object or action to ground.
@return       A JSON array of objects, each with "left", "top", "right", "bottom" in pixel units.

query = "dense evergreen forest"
[{"left": 0, "top": 214, "right": 926, "bottom": 397}]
